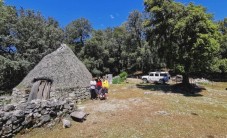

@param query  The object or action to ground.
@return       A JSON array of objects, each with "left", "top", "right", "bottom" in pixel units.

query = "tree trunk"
[
  {"left": 183, "top": 61, "right": 191, "bottom": 85},
  {"left": 80, "top": 35, "right": 84, "bottom": 46},
  {"left": 182, "top": 73, "right": 190, "bottom": 85}
]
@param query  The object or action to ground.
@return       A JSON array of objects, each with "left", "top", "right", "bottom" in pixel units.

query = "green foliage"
[
  {"left": 65, "top": 18, "right": 92, "bottom": 54},
  {"left": 112, "top": 72, "right": 128, "bottom": 84},
  {"left": 0, "top": 55, "right": 30, "bottom": 89},
  {"left": 1, "top": 0, "right": 226, "bottom": 91},
  {"left": 0, "top": 3, "right": 17, "bottom": 55},
  {"left": 218, "top": 59, "right": 227, "bottom": 73},
  {"left": 0, "top": 3, "right": 64, "bottom": 90},
  {"left": 15, "top": 9, "right": 64, "bottom": 64},
  {"left": 91, "top": 68, "right": 102, "bottom": 76},
  {"left": 175, "top": 65, "right": 184, "bottom": 74},
  {"left": 217, "top": 18, "right": 227, "bottom": 74},
  {"left": 144, "top": 0, "right": 221, "bottom": 84},
  {"left": 112, "top": 76, "right": 121, "bottom": 84},
  {"left": 119, "top": 71, "right": 128, "bottom": 79},
  {"left": 212, "top": 59, "right": 227, "bottom": 73},
  {"left": 74, "top": 11, "right": 148, "bottom": 76}
]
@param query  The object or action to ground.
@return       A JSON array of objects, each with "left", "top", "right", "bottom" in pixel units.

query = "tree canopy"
[
  {"left": 144, "top": 0, "right": 220, "bottom": 84},
  {"left": 65, "top": 18, "right": 92, "bottom": 54},
  {"left": 0, "top": 2, "right": 64, "bottom": 90}
]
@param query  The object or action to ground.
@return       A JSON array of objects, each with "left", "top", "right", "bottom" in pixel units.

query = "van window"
[
  {"left": 155, "top": 73, "right": 159, "bottom": 76},
  {"left": 150, "top": 73, "right": 154, "bottom": 76},
  {"left": 160, "top": 73, "right": 167, "bottom": 76}
]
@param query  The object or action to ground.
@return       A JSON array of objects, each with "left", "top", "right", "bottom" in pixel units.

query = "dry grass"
[{"left": 16, "top": 80, "right": 227, "bottom": 138}]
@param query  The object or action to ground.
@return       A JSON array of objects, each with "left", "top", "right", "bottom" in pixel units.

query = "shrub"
[
  {"left": 119, "top": 71, "right": 127, "bottom": 79},
  {"left": 112, "top": 72, "right": 128, "bottom": 84},
  {"left": 112, "top": 76, "right": 121, "bottom": 84}
]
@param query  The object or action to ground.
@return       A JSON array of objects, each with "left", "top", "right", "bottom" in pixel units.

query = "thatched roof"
[{"left": 17, "top": 44, "right": 92, "bottom": 89}]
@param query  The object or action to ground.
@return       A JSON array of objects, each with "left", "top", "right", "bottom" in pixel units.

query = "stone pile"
[
  {"left": 193, "top": 78, "right": 211, "bottom": 84},
  {"left": 0, "top": 98, "right": 75, "bottom": 138}
]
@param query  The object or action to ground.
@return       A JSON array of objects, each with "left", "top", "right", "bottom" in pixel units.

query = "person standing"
[
  {"left": 96, "top": 77, "right": 102, "bottom": 97},
  {"left": 102, "top": 77, "right": 109, "bottom": 99},
  {"left": 90, "top": 78, "right": 97, "bottom": 100}
]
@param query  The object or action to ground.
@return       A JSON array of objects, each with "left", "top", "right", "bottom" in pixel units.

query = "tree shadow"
[{"left": 136, "top": 83, "right": 205, "bottom": 97}]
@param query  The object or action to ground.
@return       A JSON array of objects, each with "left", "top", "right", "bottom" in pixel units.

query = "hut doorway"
[{"left": 27, "top": 79, "right": 52, "bottom": 102}]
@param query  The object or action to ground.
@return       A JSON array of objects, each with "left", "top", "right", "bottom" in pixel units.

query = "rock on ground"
[
  {"left": 62, "top": 118, "right": 71, "bottom": 128},
  {"left": 70, "top": 111, "right": 87, "bottom": 120}
]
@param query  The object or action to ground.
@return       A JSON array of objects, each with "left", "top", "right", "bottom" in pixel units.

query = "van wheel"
[
  {"left": 159, "top": 79, "right": 164, "bottom": 84},
  {"left": 143, "top": 79, "right": 148, "bottom": 83}
]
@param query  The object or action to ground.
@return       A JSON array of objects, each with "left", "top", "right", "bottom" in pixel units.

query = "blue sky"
[{"left": 5, "top": 0, "right": 227, "bottom": 29}]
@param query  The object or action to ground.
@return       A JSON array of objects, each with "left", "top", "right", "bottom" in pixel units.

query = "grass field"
[{"left": 16, "top": 79, "right": 227, "bottom": 138}]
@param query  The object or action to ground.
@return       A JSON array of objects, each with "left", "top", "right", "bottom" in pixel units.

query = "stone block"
[
  {"left": 70, "top": 111, "right": 87, "bottom": 121},
  {"left": 12, "top": 117, "right": 24, "bottom": 125},
  {"left": 0, "top": 110, "right": 4, "bottom": 118},
  {"left": 63, "top": 104, "right": 71, "bottom": 110},
  {"left": 2, "top": 112, "right": 12, "bottom": 121},
  {"left": 2, "top": 125, "right": 12, "bottom": 135},
  {"left": 13, "top": 126, "right": 23, "bottom": 133},
  {"left": 13, "top": 110, "right": 25, "bottom": 118},
  {"left": 4, "top": 104, "right": 15, "bottom": 112},
  {"left": 62, "top": 118, "right": 71, "bottom": 128},
  {"left": 22, "top": 116, "right": 32, "bottom": 126},
  {"left": 12, "top": 123, "right": 20, "bottom": 130}
]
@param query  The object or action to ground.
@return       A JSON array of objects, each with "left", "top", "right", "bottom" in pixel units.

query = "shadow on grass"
[{"left": 136, "top": 83, "right": 205, "bottom": 97}]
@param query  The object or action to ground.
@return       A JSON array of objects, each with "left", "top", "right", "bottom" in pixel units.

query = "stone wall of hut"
[{"left": 11, "top": 87, "right": 91, "bottom": 104}]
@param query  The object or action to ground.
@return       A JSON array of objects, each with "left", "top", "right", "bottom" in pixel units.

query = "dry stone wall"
[
  {"left": 1, "top": 86, "right": 91, "bottom": 137},
  {"left": 11, "top": 87, "right": 91, "bottom": 104},
  {"left": 0, "top": 98, "right": 76, "bottom": 138},
  {"left": 52, "top": 87, "right": 91, "bottom": 102}
]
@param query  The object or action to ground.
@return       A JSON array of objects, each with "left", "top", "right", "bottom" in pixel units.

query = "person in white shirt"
[{"left": 90, "top": 78, "right": 97, "bottom": 99}]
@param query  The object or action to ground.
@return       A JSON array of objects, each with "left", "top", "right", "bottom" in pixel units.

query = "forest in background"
[{"left": 1, "top": 0, "right": 227, "bottom": 91}]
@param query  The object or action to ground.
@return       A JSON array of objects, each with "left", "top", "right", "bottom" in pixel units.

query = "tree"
[
  {"left": 82, "top": 30, "right": 106, "bottom": 76},
  {"left": 65, "top": 18, "right": 92, "bottom": 54},
  {"left": 218, "top": 18, "right": 227, "bottom": 59},
  {"left": 126, "top": 10, "right": 148, "bottom": 72},
  {"left": 15, "top": 9, "right": 64, "bottom": 65},
  {"left": 112, "top": 26, "right": 128, "bottom": 74},
  {"left": 144, "top": 0, "right": 184, "bottom": 69},
  {"left": 0, "top": 2, "right": 22, "bottom": 90},
  {"left": 0, "top": 2, "right": 17, "bottom": 56},
  {"left": 0, "top": 5, "right": 64, "bottom": 90},
  {"left": 144, "top": 0, "right": 220, "bottom": 85},
  {"left": 127, "top": 10, "right": 144, "bottom": 48},
  {"left": 214, "top": 18, "right": 227, "bottom": 73},
  {"left": 81, "top": 27, "right": 127, "bottom": 76}
]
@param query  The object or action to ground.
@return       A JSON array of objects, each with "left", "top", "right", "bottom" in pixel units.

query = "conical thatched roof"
[{"left": 17, "top": 44, "right": 92, "bottom": 89}]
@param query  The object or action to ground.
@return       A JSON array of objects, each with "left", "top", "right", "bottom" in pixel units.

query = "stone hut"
[{"left": 11, "top": 44, "right": 92, "bottom": 104}]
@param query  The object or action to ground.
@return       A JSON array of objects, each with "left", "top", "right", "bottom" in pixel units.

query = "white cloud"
[{"left": 110, "top": 14, "right": 115, "bottom": 19}]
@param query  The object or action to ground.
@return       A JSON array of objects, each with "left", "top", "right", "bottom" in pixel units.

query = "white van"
[{"left": 141, "top": 71, "right": 170, "bottom": 84}]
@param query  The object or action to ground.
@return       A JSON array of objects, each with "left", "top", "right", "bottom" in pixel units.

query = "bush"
[
  {"left": 112, "top": 72, "right": 128, "bottom": 84},
  {"left": 112, "top": 76, "right": 121, "bottom": 84},
  {"left": 119, "top": 71, "right": 127, "bottom": 79}
]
